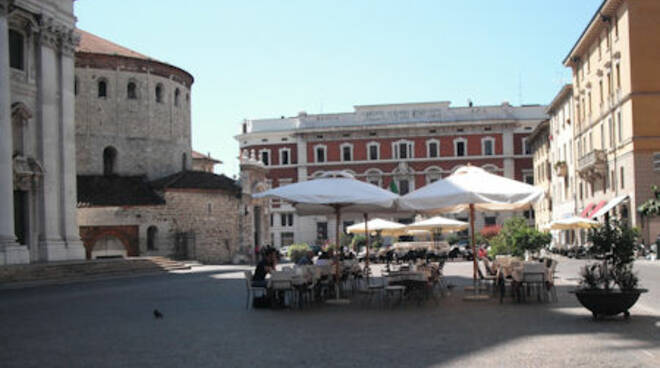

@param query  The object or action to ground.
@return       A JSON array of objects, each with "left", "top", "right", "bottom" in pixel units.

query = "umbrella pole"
[
  {"left": 364, "top": 213, "right": 369, "bottom": 284},
  {"left": 463, "top": 203, "right": 488, "bottom": 301},
  {"left": 470, "top": 203, "right": 477, "bottom": 281},
  {"left": 326, "top": 204, "right": 350, "bottom": 305}
]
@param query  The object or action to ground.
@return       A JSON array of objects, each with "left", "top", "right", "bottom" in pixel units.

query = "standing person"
[{"left": 253, "top": 244, "right": 260, "bottom": 265}]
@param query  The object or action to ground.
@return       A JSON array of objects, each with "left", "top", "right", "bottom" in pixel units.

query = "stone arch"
[
  {"left": 127, "top": 79, "right": 138, "bottom": 99},
  {"left": 155, "top": 83, "right": 164, "bottom": 103},
  {"left": 147, "top": 225, "right": 158, "bottom": 251},
  {"left": 80, "top": 226, "right": 138, "bottom": 259},
  {"left": 97, "top": 78, "right": 108, "bottom": 98}
]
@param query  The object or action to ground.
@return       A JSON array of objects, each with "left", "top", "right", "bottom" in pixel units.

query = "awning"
[
  {"left": 588, "top": 200, "right": 607, "bottom": 218},
  {"left": 580, "top": 203, "right": 595, "bottom": 218},
  {"left": 590, "top": 195, "right": 629, "bottom": 218}
]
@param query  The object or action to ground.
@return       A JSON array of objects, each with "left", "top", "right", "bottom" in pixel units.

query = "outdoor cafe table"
[
  {"left": 493, "top": 261, "right": 550, "bottom": 303},
  {"left": 386, "top": 271, "right": 432, "bottom": 303}
]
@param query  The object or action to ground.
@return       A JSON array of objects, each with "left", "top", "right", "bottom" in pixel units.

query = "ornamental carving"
[
  {"left": 13, "top": 155, "right": 43, "bottom": 191},
  {"left": 37, "top": 16, "right": 77, "bottom": 53}
]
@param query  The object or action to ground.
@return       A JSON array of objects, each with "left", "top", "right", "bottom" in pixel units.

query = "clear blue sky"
[{"left": 75, "top": 0, "right": 602, "bottom": 178}]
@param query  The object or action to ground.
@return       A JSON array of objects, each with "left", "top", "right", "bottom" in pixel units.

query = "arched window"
[
  {"left": 103, "top": 146, "right": 117, "bottom": 176},
  {"left": 127, "top": 82, "right": 137, "bottom": 99},
  {"left": 182, "top": 153, "right": 187, "bottom": 170},
  {"left": 174, "top": 88, "right": 180, "bottom": 106},
  {"left": 454, "top": 138, "right": 467, "bottom": 157},
  {"left": 9, "top": 29, "right": 24, "bottom": 70},
  {"left": 155, "top": 84, "right": 163, "bottom": 103},
  {"left": 147, "top": 226, "right": 158, "bottom": 251},
  {"left": 98, "top": 79, "right": 108, "bottom": 98}
]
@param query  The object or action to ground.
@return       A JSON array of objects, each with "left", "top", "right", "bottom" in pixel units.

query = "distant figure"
[
  {"left": 153, "top": 309, "right": 163, "bottom": 319},
  {"left": 252, "top": 249, "right": 276, "bottom": 287}
]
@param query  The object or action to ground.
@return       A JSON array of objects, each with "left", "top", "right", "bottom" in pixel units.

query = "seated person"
[
  {"left": 296, "top": 251, "right": 314, "bottom": 266},
  {"left": 252, "top": 249, "right": 276, "bottom": 287}
]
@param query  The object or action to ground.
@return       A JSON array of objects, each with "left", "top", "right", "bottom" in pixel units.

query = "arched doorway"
[{"left": 91, "top": 235, "right": 127, "bottom": 259}]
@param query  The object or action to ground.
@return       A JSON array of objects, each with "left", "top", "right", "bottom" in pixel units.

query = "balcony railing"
[{"left": 577, "top": 149, "right": 607, "bottom": 181}]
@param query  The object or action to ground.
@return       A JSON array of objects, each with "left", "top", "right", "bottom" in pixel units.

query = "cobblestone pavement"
[{"left": 1, "top": 261, "right": 659, "bottom": 367}]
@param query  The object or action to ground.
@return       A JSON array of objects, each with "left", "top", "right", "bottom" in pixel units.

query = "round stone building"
[{"left": 74, "top": 29, "right": 193, "bottom": 180}]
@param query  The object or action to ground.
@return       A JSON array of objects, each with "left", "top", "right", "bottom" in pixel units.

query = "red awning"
[
  {"left": 580, "top": 203, "right": 595, "bottom": 218},
  {"left": 588, "top": 200, "right": 607, "bottom": 219}
]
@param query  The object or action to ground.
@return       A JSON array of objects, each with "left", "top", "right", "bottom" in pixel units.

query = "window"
[
  {"left": 587, "top": 92, "right": 592, "bottom": 115},
  {"left": 341, "top": 143, "right": 353, "bottom": 162},
  {"left": 608, "top": 118, "right": 613, "bottom": 148},
  {"left": 127, "top": 82, "right": 137, "bottom": 99},
  {"left": 620, "top": 167, "right": 625, "bottom": 189},
  {"left": 522, "top": 138, "right": 531, "bottom": 155},
  {"left": 617, "top": 111, "right": 622, "bottom": 142},
  {"left": 181, "top": 153, "right": 187, "bottom": 170},
  {"left": 607, "top": 73, "right": 612, "bottom": 96},
  {"left": 74, "top": 77, "right": 79, "bottom": 96},
  {"left": 482, "top": 137, "right": 494, "bottom": 156},
  {"left": 270, "top": 214, "right": 274, "bottom": 227},
  {"left": 454, "top": 138, "right": 467, "bottom": 157},
  {"left": 616, "top": 64, "right": 621, "bottom": 89},
  {"left": 367, "top": 142, "right": 379, "bottom": 160},
  {"left": 425, "top": 167, "right": 442, "bottom": 184},
  {"left": 174, "top": 88, "right": 180, "bottom": 106},
  {"left": 524, "top": 173, "right": 534, "bottom": 185},
  {"left": 98, "top": 79, "right": 107, "bottom": 98},
  {"left": 279, "top": 148, "right": 290, "bottom": 165},
  {"left": 103, "top": 146, "right": 117, "bottom": 176},
  {"left": 398, "top": 179, "right": 410, "bottom": 195},
  {"left": 366, "top": 169, "right": 382, "bottom": 187},
  {"left": 600, "top": 124, "right": 604, "bottom": 149},
  {"left": 9, "top": 30, "right": 23, "bottom": 70},
  {"left": 485, "top": 216, "right": 496, "bottom": 226},
  {"left": 427, "top": 140, "right": 439, "bottom": 158},
  {"left": 147, "top": 226, "right": 158, "bottom": 250},
  {"left": 155, "top": 84, "right": 164, "bottom": 103},
  {"left": 599, "top": 80, "right": 603, "bottom": 104},
  {"left": 315, "top": 145, "right": 326, "bottom": 163},
  {"left": 393, "top": 140, "right": 414, "bottom": 159},
  {"left": 280, "top": 213, "right": 294, "bottom": 227},
  {"left": 316, "top": 222, "right": 328, "bottom": 241},
  {"left": 260, "top": 149, "right": 270, "bottom": 166},
  {"left": 281, "top": 232, "right": 294, "bottom": 247},
  {"left": 653, "top": 153, "right": 660, "bottom": 172}
]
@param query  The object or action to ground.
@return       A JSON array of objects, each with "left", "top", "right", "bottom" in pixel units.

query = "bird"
[{"left": 153, "top": 309, "right": 163, "bottom": 319}]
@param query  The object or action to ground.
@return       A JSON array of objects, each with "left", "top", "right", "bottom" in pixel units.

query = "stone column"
[
  {"left": 0, "top": 2, "right": 21, "bottom": 265},
  {"left": 59, "top": 31, "right": 85, "bottom": 259},
  {"left": 502, "top": 129, "right": 515, "bottom": 179},
  {"left": 36, "top": 21, "right": 68, "bottom": 261},
  {"left": 296, "top": 137, "right": 308, "bottom": 182}
]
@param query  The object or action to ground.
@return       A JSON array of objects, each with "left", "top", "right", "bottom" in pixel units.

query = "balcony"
[{"left": 578, "top": 149, "right": 607, "bottom": 182}]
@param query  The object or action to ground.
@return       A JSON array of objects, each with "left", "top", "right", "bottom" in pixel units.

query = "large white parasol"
[
  {"left": 405, "top": 216, "right": 469, "bottom": 233},
  {"left": 346, "top": 218, "right": 405, "bottom": 237},
  {"left": 399, "top": 165, "right": 543, "bottom": 298},
  {"left": 253, "top": 171, "right": 399, "bottom": 300}
]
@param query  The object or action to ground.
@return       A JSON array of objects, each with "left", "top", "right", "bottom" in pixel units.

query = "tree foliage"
[{"left": 488, "top": 217, "right": 551, "bottom": 258}]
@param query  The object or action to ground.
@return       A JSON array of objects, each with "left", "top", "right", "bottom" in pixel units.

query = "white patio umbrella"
[
  {"left": 346, "top": 218, "right": 405, "bottom": 237},
  {"left": 549, "top": 217, "right": 601, "bottom": 230},
  {"left": 399, "top": 165, "right": 544, "bottom": 298},
  {"left": 253, "top": 171, "right": 399, "bottom": 301},
  {"left": 405, "top": 216, "right": 469, "bottom": 233}
]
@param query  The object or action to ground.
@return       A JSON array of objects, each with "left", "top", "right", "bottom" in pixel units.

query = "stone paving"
[{"left": 0, "top": 260, "right": 659, "bottom": 367}]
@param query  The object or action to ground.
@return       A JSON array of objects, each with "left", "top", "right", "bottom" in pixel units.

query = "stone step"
[{"left": 0, "top": 257, "right": 190, "bottom": 285}]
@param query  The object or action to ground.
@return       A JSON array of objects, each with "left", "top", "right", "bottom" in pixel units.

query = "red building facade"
[{"left": 237, "top": 101, "right": 546, "bottom": 247}]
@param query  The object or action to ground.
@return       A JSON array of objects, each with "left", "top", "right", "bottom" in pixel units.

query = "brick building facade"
[{"left": 237, "top": 101, "right": 547, "bottom": 248}]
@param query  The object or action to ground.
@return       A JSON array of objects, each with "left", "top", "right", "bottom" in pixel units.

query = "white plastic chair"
[{"left": 244, "top": 271, "right": 267, "bottom": 309}]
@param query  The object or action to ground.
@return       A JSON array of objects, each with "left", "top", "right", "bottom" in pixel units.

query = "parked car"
[
  {"left": 357, "top": 247, "right": 377, "bottom": 262},
  {"left": 279, "top": 246, "right": 290, "bottom": 259},
  {"left": 448, "top": 241, "right": 473, "bottom": 260}
]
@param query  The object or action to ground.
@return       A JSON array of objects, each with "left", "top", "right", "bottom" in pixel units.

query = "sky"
[{"left": 75, "top": 0, "right": 603, "bottom": 178}]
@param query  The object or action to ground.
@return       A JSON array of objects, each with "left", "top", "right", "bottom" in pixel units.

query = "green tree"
[{"left": 488, "top": 217, "right": 551, "bottom": 258}]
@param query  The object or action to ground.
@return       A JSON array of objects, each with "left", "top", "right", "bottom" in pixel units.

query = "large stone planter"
[{"left": 571, "top": 289, "right": 648, "bottom": 319}]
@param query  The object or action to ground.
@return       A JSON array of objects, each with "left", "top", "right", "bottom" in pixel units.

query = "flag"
[{"left": 389, "top": 180, "right": 398, "bottom": 194}]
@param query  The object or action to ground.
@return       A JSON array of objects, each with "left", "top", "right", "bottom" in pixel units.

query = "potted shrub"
[{"left": 571, "top": 219, "right": 648, "bottom": 319}]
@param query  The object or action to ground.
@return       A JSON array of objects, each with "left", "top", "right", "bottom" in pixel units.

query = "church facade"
[{"left": 0, "top": 0, "right": 86, "bottom": 265}]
